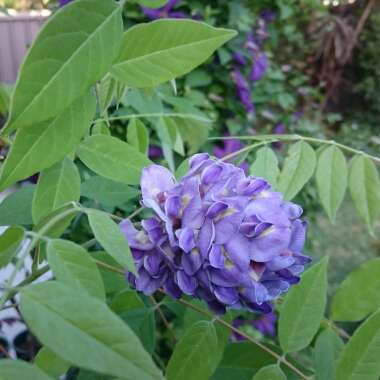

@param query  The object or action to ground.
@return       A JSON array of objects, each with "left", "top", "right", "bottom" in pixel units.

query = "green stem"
[
  {"left": 93, "top": 112, "right": 212, "bottom": 125},
  {"left": 209, "top": 134, "right": 380, "bottom": 163}
]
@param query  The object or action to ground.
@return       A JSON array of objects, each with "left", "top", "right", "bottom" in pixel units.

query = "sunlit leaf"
[
  {"left": 111, "top": 19, "right": 237, "bottom": 88},
  {"left": 127, "top": 118, "right": 149, "bottom": 155},
  {"left": 0, "top": 226, "right": 24, "bottom": 268},
  {"left": 0, "top": 359, "right": 54, "bottom": 380},
  {"left": 2, "top": 0, "right": 122, "bottom": 134},
  {"left": 250, "top": 146, "right": 280, "bottom": 187},
  {"left": 34, "top": 347, "right": 71, "bottom": 378}
]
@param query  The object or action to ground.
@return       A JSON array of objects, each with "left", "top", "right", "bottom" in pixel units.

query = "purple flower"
[
  {"left": 121, "top": 154, "right": 310, "bottom": 314},
  {"left": 272, "top": 123, "right": 286, "bottom": 150},
  {"left": 213, "top": 138, "right": 249, "bottom": 173},
  {"left": 148, "top": 145, "right": 163, "bottom": 159},
  {"left": 231, "top": 312, "right": 277, "bottom": 340},
  {"left": 233, "top": 52, "right": 247, "bottom": 66},
  {"left": 59, "top": 0, "right": 73, "bottom": 6},
  {"left": 249, "top": 53, "right": 268, "bottom": 82},
  {"left": 141, "top": 0, "right": 187, "bottom": 20},
  {"left": 231, "top": 69, "right": 255, "bottom": 114}
]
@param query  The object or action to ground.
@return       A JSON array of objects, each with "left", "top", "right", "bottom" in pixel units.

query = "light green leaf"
[
  {"left": 336, "top": 308, "right": 380, "bottom": 380},
  {"left": 157, "top": 117, "right": 185, "bottom": 156},
  {"left": 81, "top": 175, "right": 139, "bottom": 208},
  {"left": 127, "top": 118, "right": 149, "bottom": 155},
  {"left": 349, "top": 155, "right": 380, "bottom": 234},
  {"left": 278, "top": 141, "right": 316, "bottom": 200},
  {"left": 32, "top": 158, "right": 80, "bottom": 224},
  {"left": 47, "top": 239, "right": 105, "bottom": 301},
  {"left": 279, "top": 257, "right": 328, "bottom": 353},
  {"left": 135, "top": 0, "right": 168, "bottom": 7},
  {"left": 175, "top": 159, "right": 189, "bottom": 179},
  {"left": 92, "top": 121, "right": 111, "bottom": 136},
  {"left": 252, "top": 365, "right": 286, "bottom": 380},
  {"left": 0, "top": 226, "right": 24, "bottom": 268},
  {"left": 111, "top": 19, "right": 237, "bottom": 88},
  {"left": 2, "top": 0, "right": 122, "bottom": 134},
  {"left": 316, "top": 146, "right": 347, "bottom": 222},
  {"left": 111, "top": 290, "right": 155, "bottom": 353},
  {"left": 166, "top": 321, "right": 218, "bottom": 380},
  {"left": 250, "top": 147, "right": 280, "bottom": 187},
  {"left": 0, "top": 92, "right": 95, "bottom": 191},
  {"left": 331, "top": 258, "right": 380, "bottom": 322},
  {"left": 0, "top": 185, "right": 35, "bottom": 226},
  {"left": 87, "top": 210, "right": 136, "bottom": 273},
  {"left": 0, "top": 359, "right": 54, "bottom": 380},
  {"left": 98, "top": 74, "right": 116, "bottom": 116},
  {"left": 20, "top": 282, "right": 163, "bottom": 380},
  {"left": 34, "top": 347, "right": 71, "bottom": 378},
  {"left": 313, "top": 328, "right": 344, "bottom": 380},
  {"left": 77, "top": 135, "right": 151, "bottom": 185},
  {"left": 0, "top": 83, "right": 11, "bottom": 115}
]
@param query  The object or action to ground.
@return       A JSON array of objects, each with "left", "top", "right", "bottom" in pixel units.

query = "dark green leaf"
[
  {"left": 278, "top": 141, "right": 316, "bottom": 200},
  {"left": 87, "top": 210, "right": 136, "bottom": 273},
  {"left": 166, "top": 321, "right": 218, "bottom": 380},
  {"left": 0, "top": 226, "right": 24, "bottom": 268},
  {"left": 20, "top": 282, "right": 163, "bottom": 380},
  {"left": 47, "top": 239, "right": 105, "bottom": 300},
  {"left": 316, "top": 146, "right": 347, "bottom": 222},
  {"left": 336, "top": 308, "right": 380, "bottom": 380},
  {"left": 111, "top": 19, "right": 237, "bottom": 88},
  {"left": 135, "top": 0, "right": 168, "bottom": 7},
  {"left": 313, "top": 328, "right": 344, "bottom": 380},
  {"left": 349, "top": 155, "right": 380, "bottom": 234},
  {"left": 2, "top": 0, "right": 122, "bottom": 134},
  {"left": 279, "top": 257, "right": 328, "bottom": 353},
  {"left": 111, "top": 291, "right": 155, "bottom": 353},
  {"left": 77, "top": 135, "right": 151, "bottom": 185},
  {"left": 0, "top": 92, "right": 95, "bottom": 191},
  {"left": 252, "top": 365, "right": 287, "bottom": 380},
  {"left": 81, "top": 175, "right": 139, "bottom": 208},
  {"left": 0, "top": 359, "right": 54, "bottom": 380},
  {"left": 331, "top": 258, "right": 380, "bottom": 322},
  {"left": 250, "top": 146, "right": 280, "bottom": 187},
  {"left": 0, "top": 185, "right": 35, "bottom": 226},
  {"left": 32, "top": 158, "right": 80, "bottom": 224}
]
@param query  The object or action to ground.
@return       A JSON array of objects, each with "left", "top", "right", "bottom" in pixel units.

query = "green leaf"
[
  {"left": 98, "top": 74, "right": 116, "bottom": 116},
  {"left": 34, "top": 347, "right": 71, "bottom": 378},
  {"left": 278, "top": 141, "right": 316, "bottom": 200},
  {"left": 331, "top": 258, "right": 380, "bottom": 322},
  {"left": 0, "top": 92, "right": 95, "bottom": 191},
  {"left": 135, "top": 0, "right": 168, "bottom": 7},
  {"left": 0, "top": 359, "right": 54, "bottom": 380},
  {"left": 32, "top": 158, "right": 80, "bottom": 224},
  {"left": 111, "top": 290, "right": 155, "bottom": 353},
  {"left": 349, "top": 155, "right": 380, "bottom": 234},
  {"left": 20, "top": 282, "right": 163, "bottom": 380},
  {"left": 336, "top": 308, "right": 380, "bottom": 380},
  {"left": 279, "top": 257, "right": 328, "bottom": 353},
  {"left": 175, "top": 159, "right": 189, "bottom": 179},
  {"left": 250, "top": 147, "right": 280, "bottom": 187},
  {"left": 316, "top": 146, "right": 347, "bottom": 222},
  {"left": 0, "top": 185, "right": 35, "bottom": 226},
  {"left": 313, "top": 328, "right": 344, "bottom": 380},
  {"left": 111, "top": 19, "right": 237, "bottom": 88},
  {"left": 47, "top": 239, "right": 105, "bottom": 301},
  {"left": 127, "top": 118, "right": 149, "bottom": 155},
  {"left": 2, "top": 0, "right": 122, "bottom": 134},
  {"left": 166, "top": 320, "right": 218, "bottom": 380},
  {"left": 81, "top": 176, "right": 139, "bottom": 208},
  {"left": 252, "top": 365, "right": 287, "bottom": 380},
  {"left": 77, "top": 135, "right": 152, "bottom": 185},
  {"left": 87, "top": 210, "right": 136, "bottom": 273},
  {"left": 0, "top": 83, "right": 11, "bottom": 115},
  {"left": 0, "top": 226, "right": 24, "bottom": 268}
]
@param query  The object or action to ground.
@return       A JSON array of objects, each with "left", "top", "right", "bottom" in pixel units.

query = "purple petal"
[{"left": 176, "top": 270, "right": 197, "bottom": 295}]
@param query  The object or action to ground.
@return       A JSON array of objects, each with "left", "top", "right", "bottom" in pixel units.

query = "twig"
[
  {"left": 0, "top": 344, "right": 11, "bottom": 358},
  {"left": 150, "top": 295, "right": 177, "bottom": 344}
]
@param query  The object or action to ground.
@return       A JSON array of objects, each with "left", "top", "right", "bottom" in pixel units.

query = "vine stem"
[
  {"left": 93, "top": 112, "right": 212, "bottom": 125},
  {"left": 209, "top": 134, "right": 380, "bottom": 164},
  {"left": 173, "top": 296, "right": 311, "bottom": 380}
]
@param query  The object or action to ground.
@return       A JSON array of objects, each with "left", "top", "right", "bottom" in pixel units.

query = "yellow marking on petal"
[
  {"left": 136, "top": 231, "right": 149, "bottom": 244},
  {"left": 191, "top": 248, "right": 200, "bottom": 255},
  {"left": 258, "top": 225, "right": 275, "bottom": 238},
  {"left": 214, "top": 207, "right": 237, "bottom": 222}
]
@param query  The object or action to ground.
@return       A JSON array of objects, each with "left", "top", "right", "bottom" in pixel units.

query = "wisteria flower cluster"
[{"left": 121, "top": 154, "right": 310, "bottom": 314}]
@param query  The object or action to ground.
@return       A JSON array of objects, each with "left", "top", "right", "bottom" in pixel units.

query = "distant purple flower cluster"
[
  {"left": 59, "top": 0, "right": 73, "bottom": 6},
  {"left": 231, "top": 11, "right": 274, "bottom": 115},
  {"left": 141, "top": 0, "right": 187, "bottom": 20},
  {"left": 232, "top": 312, "right": 277, "bottom": 340},
  {"left": 121, "top": 154, "right": 310, "bottom": 314}
]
